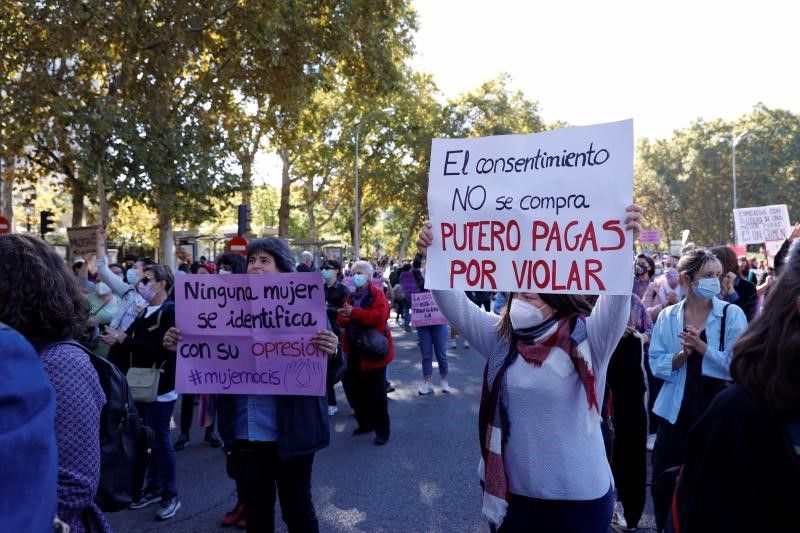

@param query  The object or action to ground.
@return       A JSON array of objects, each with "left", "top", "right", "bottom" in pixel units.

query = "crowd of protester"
[{"left": 1, "top": 216, "right": 799, "bottom": 533}]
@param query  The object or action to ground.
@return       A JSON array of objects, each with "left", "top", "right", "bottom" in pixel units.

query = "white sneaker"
[
  {"left": 449, "top": 340, "right": 456, "bottom": 349},
  {"left": 611, "top": 501, "right": 636, "bottom": 531},
  {"left": 418, "top": 382, "right": 434, "bottom": 395},
  {"left": 440, "top": 379, "right": 450, "bottom": 394},
  {"left": 463, "top": 340, "right": 469, "bottom": 349},
  {"left": 646, "top": 433, "right": 656, "bottom": 452},
  {"left": 327, "top": 405, "right": 338, "bottom": 416}
]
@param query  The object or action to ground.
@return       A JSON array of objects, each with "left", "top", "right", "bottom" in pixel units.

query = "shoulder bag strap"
[{"left": 719, "top": 303, "right": 731, "bottom": 351}]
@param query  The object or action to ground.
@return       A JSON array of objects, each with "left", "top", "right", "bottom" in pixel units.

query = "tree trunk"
[
  {"left": 96, "top": 164, "right": 109, "bottom": 225},
  {"left": 277, "top": 149, "right": 291, "bottom": 238},
  {"left": 240, "top": 154, "right": 253, "bottom": 206},
  {"left": 70, "top": 176, "right": 85, "bottom": 228},
  {"left": 157, "top": 206, "right": 176, "bottom": 271},
  {"left": 306, "top": 178, "right": 316, "bottom": 241},
  {"left": 1, "top": 155, "right": 14, "bottom": 227},
  {"left": 398, "top": 227, "right": 413, "bottom": 260}
]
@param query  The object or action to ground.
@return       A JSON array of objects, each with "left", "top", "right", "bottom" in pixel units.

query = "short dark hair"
[
  {"left": 216, "top": 253, "right": 247, "bottom": 274},
  {"left": 247, "top": 238, "right": 296, "bottom": 273},
  {"left": 497, "top": 292, "right": 593, "bottom": 341},
  {"left": 0, "top": 234, "right": 90, "bottom": 344},
  {"left": 142, "top": 264, "right": 174, "bottom": 293},
  {"left": 731, "top": 241, "right": 800, "bottom": 418},
  {"left": 636, "top": 254, "right": 656, "bottom": 277},
  {"left": 710, "top": 246, "right": 740, "bottom": 278}
]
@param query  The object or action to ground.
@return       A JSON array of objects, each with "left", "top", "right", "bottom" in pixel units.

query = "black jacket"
[
  {"left": 325, "top": 280, "right": 350, "bottom": 337},
  {"left": 675, "top": 385, "right": 800, "bottom": 532},
  {"left": 110, "top": 301, "right": 176, "bottom": 396}
]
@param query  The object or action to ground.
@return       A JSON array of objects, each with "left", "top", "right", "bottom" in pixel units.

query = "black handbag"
[{"left": 351, "top": 323, "right": 389, "bottom": 361}]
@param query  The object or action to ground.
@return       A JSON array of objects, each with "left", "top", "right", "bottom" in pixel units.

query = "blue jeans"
[
  {"left": 418, "top": 324, "right": 449, "bottom": 378},
  {"left": 400, "top": 299, "right": 411, "bottom": 327},
  {"left": 139, "top": 400, "right": 178, "bottom": 498}
]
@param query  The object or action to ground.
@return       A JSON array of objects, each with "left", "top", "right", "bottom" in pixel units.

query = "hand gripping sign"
[
  {"left": 175, "top": 273, "right": 327, "bottom": 395},
  {"left": 425, "top": 120, "right": 634, "bottom": 295}
]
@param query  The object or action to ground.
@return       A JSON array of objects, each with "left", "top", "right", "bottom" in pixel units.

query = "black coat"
[{"left": 675, "top": 385, "right": 800, "bottom": 532}]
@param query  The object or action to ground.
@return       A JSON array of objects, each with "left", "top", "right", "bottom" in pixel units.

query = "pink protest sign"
[
  {"left": 175, "top": 273, "right": 327, "bottom": 396},
  {"left": 639, "top": 229, "right": 661, "bottom": 245},
  {"left": 411, "top": 292, "right": 449, "bottom": 327}
]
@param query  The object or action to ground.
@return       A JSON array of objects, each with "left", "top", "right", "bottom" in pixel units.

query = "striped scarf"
[{"left": 478, "top": 315, "right": 594, "bottom": 527}]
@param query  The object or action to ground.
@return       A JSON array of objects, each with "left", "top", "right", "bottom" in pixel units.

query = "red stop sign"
[
  {"left": 227, "top": 236, "right": 248, "bottom": 255},
  {"left": 0, "top": 216, "right": 9, "bottom": 235}
]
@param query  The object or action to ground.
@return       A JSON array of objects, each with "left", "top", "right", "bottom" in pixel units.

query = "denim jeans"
[
  {"left": 138, "top": 400, "right": 178, "bottom": 498},
  {"left": 400, "top": 299, "right": 412, "bottom": 327},
  {"left": 417, "top": 324, "right": 449, "bottom": 378}
]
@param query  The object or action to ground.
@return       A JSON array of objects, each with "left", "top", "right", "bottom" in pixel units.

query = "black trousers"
[
  {"left": 342, "top": 363, "right": 390, "bottom": 438},
  {"left": 235, "top": 441, "right": 318, "bottom": 533},
  {"left": 606, "top": 336, "right": 648, "bottom": 529},
  {"left": 179, "top": 394, "right": 195, "bottom": 435}
]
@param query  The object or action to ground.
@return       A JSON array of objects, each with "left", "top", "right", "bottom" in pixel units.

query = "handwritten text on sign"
[
  {"left": 425, "top": 120, "right": 634, "bottom": 294},
  {"left": 733, "top": 204, "right": 791, "bottom": 245},
  {"left": 411, "top": 292, "right": 448, "bottom": 327},
  {"left": 175, "top": 273, "right": 327, "bottom": 395}
]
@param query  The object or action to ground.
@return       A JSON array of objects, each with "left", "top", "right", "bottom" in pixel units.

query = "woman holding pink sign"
[{"left": 415, "top": 205, "right": 643, "bottom": 533}]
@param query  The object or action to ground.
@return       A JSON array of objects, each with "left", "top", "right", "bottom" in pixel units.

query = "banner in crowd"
[
  {"left": 425, "top": 119, "right": 634, "bottom": 294},
  {"left": 733, "top": 204, "right": 791, "bottom": 245},
  {"left": 639, "top": 229, "right": 661, "bottom": 245},
  {"left": 411, "top": 292, "right": 448, "bottom": 327},
  {"left": 174, "top": 273, "right": 327, "bottom": 396},
  {"left": 67, "top": 225, "right": 99, "bottom": 256}
]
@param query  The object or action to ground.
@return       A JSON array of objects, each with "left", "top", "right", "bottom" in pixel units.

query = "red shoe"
[{"left": 221, "top": 501, "right": 245, "bottom": 527}]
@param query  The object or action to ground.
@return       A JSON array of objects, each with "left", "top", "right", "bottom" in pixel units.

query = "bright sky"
[{"left": 411, "top": 0, "right": 800, "bottom": 140}]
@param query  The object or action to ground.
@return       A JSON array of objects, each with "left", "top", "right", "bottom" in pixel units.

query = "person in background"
[
  {"left": 339, "top": 260, "right": 394, "bottom": 445},
  {"left": 321, "top": 259, "right": 350, "bottom": 416},
  {"left": 164, "top": 237, "right": 338, "bottom": 532},
  {"left": 297, "top": 250, "right": 315, "bottom": 272},
  {"left": 643, "top": 268, "right": 683, "bottom": 322},
  {"left": 87, "top": 281, "right": 120, "bottom": 357},
  {"left": 0, "top": 234, "right": 111, "bottom": 533},
  {"left": 217, "top": 253, "right": 246, "bottom": 275},
  {"left": 607, "top": 294, "right": 653, "bottom": 532},
  {"left": 670, "top": 240, "right": 800, "bottom": 532},
  {"left": 0, "top": 322, "right": 58, "bottom": 533},
  {"left": 492, "top": 292, "right": 507, "bottom": 314},
  {"left": 415, "top": 205, "right": 644, "bottom": 532},
  {"left": 94, "top": 226, "right": 148, "bottom": 333},
  {"left": 397, "top": 261, "right": 420, "bottom": 332},
  {"left": 738, "top": 255, "right": 758, "bottom": 284},
  {"left": 411, "top": 254, "right": 451, "bottom": 396},
  {"left": 648, "top": 249, "right": 748, "bottom": 531},
  {"left": 104, "top": 264, "right": 181, "bottom": 520},
  {"left": 633, "top": 254, "right": 655, "bottom": 300},
  {"left": 711, "top": 246, "right": 757, "bottom": 322}
]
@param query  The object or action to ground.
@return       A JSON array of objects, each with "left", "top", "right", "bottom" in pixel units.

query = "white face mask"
[{"left": 509, "top": 298, "right": 548, "bottom": 330}]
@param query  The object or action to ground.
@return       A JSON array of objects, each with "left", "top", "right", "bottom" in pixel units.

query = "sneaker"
[
  {"left": 404, "top": 325, "right": 412, "bottom": 332},
  {"left": 449, "top": 340, "right": 457, "bottom": 349},
  {"left": 173, "top": 433, "right": 190, "bottom": 451},
  {"left": 130, "top": 489, "right": 161, "bottom": 510},
  {"left": 418, "top": 382, "right": 434, "bottom": 395},
  {"left": 463, "top": 340, "right": 469, "bottom": 349},
  {"left": 205, "top": 432, "right": 223, "bottom": 448},
  {"left": 327, "top": 405, "right": 338, "bottom": 416},
  {"left": 374, "top": 434, "right": 389, "bottom": 446},
  {"left": 610, "top": 501, "right": 637, "bottom": 531},
  {"left": 221, "top": 501, "right": 245, "bottom": 528},
  {"left": 156, "top": 496, "right": 181, "bottom": 520},
  {"left": 646, "top": 433, "right": 656, "bottom": 452},
  {"left": 440, "top": 379, "right": 450, "bottom": 394}
]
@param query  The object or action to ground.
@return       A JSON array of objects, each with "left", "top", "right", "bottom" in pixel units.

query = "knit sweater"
[
  {"left": 39, "top": 343, "right": 111, "bottom": 533},
  {"left": 432, "top": 290, "right": 629, "bottom": 500}
]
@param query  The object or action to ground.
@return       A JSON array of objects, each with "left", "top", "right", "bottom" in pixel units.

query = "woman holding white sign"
[{"left": 415, "top": 205, "right": 643, "bottom": 532}]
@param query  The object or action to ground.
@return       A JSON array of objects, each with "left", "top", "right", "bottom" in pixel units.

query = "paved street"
[{"left": 108, "top": 320, "right": 657, "bottom": 533}]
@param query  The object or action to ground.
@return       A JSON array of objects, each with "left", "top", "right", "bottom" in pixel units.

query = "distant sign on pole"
[
  {"left": 67, "top": 226, "right": 99, "bottom": 256},
  {"left": 227, "top": 236, "right": 248, "bottom": 256},
  {"left": 733, "top": 204, "right": 791, "bottom": 245},
  {"left": 639, "top": 229, "right": 661, "bottom": 245},
  {"left": 0, "top": 216, "right": 9, "bottom": 235}
]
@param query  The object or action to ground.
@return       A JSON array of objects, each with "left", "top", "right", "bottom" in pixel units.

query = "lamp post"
[
  {"left": 718, "top": 131, "right": 753, "bottom": 242},
  {"left": 353, "top": 107, "right": 395, "bottom": 260}
]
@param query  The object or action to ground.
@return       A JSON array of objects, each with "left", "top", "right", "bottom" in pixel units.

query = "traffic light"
[
  {"left": 40, "top": 210, "right": 55, "bottom": 238},
  {"left": 237, "top": 204, "right": 252, "bottom": 236}
]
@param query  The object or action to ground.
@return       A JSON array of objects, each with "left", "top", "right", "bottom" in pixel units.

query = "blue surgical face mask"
[
  {"left": 692, "top": 277, "right": 720, "bottom": 300},
  {"left": 353, "top": 274, "right": 367, "bottom": 288},
  {"left": 126, "top": 269, "right": 138, "bottom": 285},
  {"left": 321, "top": 269, "right": 332, "bottom": 281}
]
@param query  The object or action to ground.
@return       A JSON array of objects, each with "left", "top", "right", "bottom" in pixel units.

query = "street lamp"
[
  {"left": 353, "top": 106, "right": 395, "bottom": 260},
  {"left": 717, "top": 131, "right": 753, "bottom": 243}
]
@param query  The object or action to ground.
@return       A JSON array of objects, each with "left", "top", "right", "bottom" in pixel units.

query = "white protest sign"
[
  {"left": 425, "top": 120, "right": 634, "bottom": 295},
  {"left": 411, "top": 292, "right": 448, "bottom": 327},
  {"left": 733, "top": 204, "right": 791, "bottom": 245}
]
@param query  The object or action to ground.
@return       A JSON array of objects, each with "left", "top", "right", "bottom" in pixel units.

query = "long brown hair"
[
  {"left": 0, "top": 234, "right": 91, "bottom": 345},
  {"left": 731, "top": 241, "right": 800, "bottom": 418},
  {"left": 497, "top": 292, "right": 593, "bottom": 341}
]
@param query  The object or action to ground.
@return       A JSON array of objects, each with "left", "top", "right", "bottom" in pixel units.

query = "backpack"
[{"left": 48, "top": 341, "right": 154, "bottom": 512}]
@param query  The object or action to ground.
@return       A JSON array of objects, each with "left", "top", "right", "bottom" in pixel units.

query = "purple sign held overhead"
[{"left": 175, "top": 273, "right": 327, "bottom": 396}]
